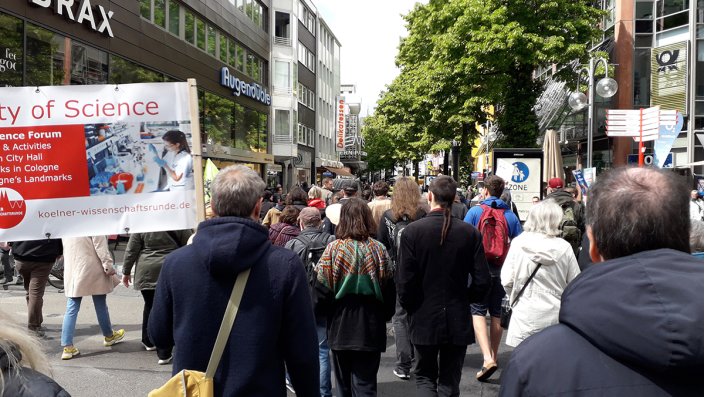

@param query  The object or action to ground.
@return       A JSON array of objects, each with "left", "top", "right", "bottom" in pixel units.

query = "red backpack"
[{"left": 478, "top": 204, "right": 510, "bottom": 267}]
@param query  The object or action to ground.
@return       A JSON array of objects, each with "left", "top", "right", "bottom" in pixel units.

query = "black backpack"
[
  {"left": 390, "top": 214, "right": 411, "bottom": 265},
  {"left": 295, "top": 232, "right": 332, "bottom": 286},
  {"left": 558, "top": 202, "right": 581, "bottom": 257}
]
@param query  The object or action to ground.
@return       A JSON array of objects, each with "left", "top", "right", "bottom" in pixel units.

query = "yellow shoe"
[
  {"left": 61, "top": 346, "right": 80, "bottom": 360},
  {"left": 104, "top": 329, "right": 125, "bottom": 347}
]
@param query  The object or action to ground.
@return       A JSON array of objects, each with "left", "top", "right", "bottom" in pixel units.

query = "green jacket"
[{"left": 122, "top": 230, "right": 192, "bottom": 290}]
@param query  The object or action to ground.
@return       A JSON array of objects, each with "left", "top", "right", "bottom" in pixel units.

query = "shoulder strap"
[
  {"left": 510, "top": 263, "right": 542, "bottom": 307},
  {"left": 205, "top": 268, "right": 251, "bottom": 379}
]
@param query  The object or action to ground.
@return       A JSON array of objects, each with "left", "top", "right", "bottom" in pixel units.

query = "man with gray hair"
[
  {"left": 500, "top": 166, "right": 704, "bottom": 396},
  {"left": 149, "top": 165, "right": 319, "bottom": 397}
]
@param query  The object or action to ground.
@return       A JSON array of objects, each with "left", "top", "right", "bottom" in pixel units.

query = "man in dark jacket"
[
  {"left": 546, "top": 177, "right": 585, "bottom": 256},
  {"left": 11, "top": 239, "right": 63, "bottom": 336},
  {"left": 399, "top": 176, "right": 491, "bottom": 396},
  {"left": 500, "top": 166, "right": 704, "bottom": 396},
  {"left": 149, "top": 165, "right": 319, "bottom": 397}
]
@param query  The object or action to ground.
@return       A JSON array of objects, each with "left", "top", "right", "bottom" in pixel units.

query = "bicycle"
[{"left": 47, "top": 257, "right": 64, "bottom": 290}]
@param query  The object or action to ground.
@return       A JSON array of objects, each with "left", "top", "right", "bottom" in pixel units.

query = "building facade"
[
  {"left": 270, "top": 0, "right": 342, "bottom": 188},
  {"left": 339, "top": 84, "right": 366, "bottom": 174},
  {"left": 538, "top": 0, "right": 703, "bottom": 176},
  {"left": 0, "top": 0, "right": 275, "bottom": 175}
]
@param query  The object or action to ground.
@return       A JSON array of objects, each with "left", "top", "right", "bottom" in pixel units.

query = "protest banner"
[{"left": 0, "top": 81, "right": 202, "bottom": 240}]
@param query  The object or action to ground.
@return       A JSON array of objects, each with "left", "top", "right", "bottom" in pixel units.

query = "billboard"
[
  {"left": 0, "top": 82, "right": 200, "bottom": 240},
  {"left": 494, "top": 149, "right": 543, "bottom": 221}
]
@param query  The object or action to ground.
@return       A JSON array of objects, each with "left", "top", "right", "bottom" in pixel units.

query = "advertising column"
[{"left": 0, "top": 82, "right": 199, "bottom": 240}]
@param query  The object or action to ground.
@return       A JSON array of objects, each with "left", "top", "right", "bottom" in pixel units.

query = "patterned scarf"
[{"left": 316, "top": 238, "right": 392, "bottom": 302}]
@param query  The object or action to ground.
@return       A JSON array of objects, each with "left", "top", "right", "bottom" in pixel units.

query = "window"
[
  {"left": 26, "top": 23, "right": 66, "bottom": 86},
  {"left": 196, "top": 18, "right": 205, "bottom": 50},
  {"left": 207, "top": 25, "right": 216, "bottom": 56},
  {"left": 246, "top": 53, "right": 254, "bottom": 77},
  {"left": 109, "top": 55, "right": 163, "bottom": 84},
  {"left": 168, "top": 0, "right": 180, "bottom": 35},
  {"left": 275, "top": 12, "right": 291, "bottom": 45},
  {"left": 298, "top": 45, "right": 315, "bottom": 72},
  {"left": 140, "top": 0, "right": 151, "bottom": 19},
  {"left": 219, "top": 35, "right": 228, "bottom": 63},
  {"left": 633, "top": 49, "right": 651, "bottom": 106},
  {"left": 0, "top": 12, "right": 24, "bottom": 87},
  {"left": 236, "top": 45, "right": 245, "bottom": 72},
  {"left": 275, "top": 109, "right": 290, "bottom": 138},
  {"left": 228, "top": 38, "right": 237, "bottom": 67},
  {"left": 656, "top": 0, "right": 690, "bottom": 17},
  {"left": 154, "top": 0, "right": 166, "bottom": 28},
  {"left": 274, "top": 61, "right": 290, "bottom": 89},
  {"left": 184, "top": 11, "right": 195, "bottom": 44},
  {"left": 298, "top": 2, "right": 315, "bottom": 36},
  {"left": 70, "top": 42, "right": 108, "bottom": 85}
]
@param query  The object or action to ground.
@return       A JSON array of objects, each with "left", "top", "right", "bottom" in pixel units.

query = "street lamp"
[
  {"left": 568, "top": 57, "right": 618, "bottom": 169},
  {"left": 482, "top": 120, "right": 498, "bottom": 175}
]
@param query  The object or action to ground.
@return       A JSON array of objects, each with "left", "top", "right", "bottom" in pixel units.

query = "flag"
[{"left": 203, "top": 159, "right": 219, "bottom": 205}]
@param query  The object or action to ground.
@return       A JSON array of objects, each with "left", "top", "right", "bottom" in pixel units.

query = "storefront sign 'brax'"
[
  {"left": 29, "top": 0, "right": 114, "bottom": 38},
  {"left": 220, "top": 67, "right": 271, "bottom": 106}
]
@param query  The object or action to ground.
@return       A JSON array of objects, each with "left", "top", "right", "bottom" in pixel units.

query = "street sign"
[{"left": 606, "top": 106, "right": 680, "bottom": 166}]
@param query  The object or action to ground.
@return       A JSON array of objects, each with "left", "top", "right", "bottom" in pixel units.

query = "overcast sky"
[{"left": 315, "top": 0, "right": 421, "bottom": 116}]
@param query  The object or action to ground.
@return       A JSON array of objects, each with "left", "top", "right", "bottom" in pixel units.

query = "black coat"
[
  {"left": 1, "top": 346, "right": 70, "bottom": 397},
  {"left": 500, "top": 249, "right": 704, "bottom": 396},
  {"left": 11, "top": 239, "right": 63, "bottom": 263},
  {"left": 397, "top": 211, "right": 491, "bottom": 346}
]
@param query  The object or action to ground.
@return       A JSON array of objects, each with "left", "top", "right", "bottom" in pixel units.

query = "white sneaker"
[
  {"left": 142, "top": 342, "right": 157, "bottom": 351},
  {"left": 158, "top": 356, "right": 173, "bottom": 365}
]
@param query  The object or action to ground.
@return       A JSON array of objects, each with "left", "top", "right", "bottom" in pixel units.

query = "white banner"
[
  {"left": 496, "top": 157, "right": 542, "bottom": 221},
  {"left": 0, "top": 82, "right": 197, "bottom": 240}
]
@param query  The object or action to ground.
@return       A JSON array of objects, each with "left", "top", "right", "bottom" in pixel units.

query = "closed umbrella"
[{"left": 542, "top": 129, "right": 565, "bottom": 183}]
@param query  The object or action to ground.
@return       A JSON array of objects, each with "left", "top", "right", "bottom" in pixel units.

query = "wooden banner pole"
[
  {"left": 638, "top": 108, "right": 644, "bottom": 167},
  {"left": 187, "top": 78, "right": 206, "bottom": 223}
]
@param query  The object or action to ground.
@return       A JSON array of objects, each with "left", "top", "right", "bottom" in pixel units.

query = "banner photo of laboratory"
[
  {"left": 86, "top": 121, "right": 194, "bottom": 196},
  {"left": 0, "top": 0, "right": 274, "bottom": 179}
]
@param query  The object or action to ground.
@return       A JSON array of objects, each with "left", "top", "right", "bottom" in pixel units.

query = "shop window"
[
  {"left": 244, "top": 107, "right": 259, "bottom": 151},
  {"left": 140, "top": 0, "right": 151, "bottom": 20},
  {"left": 184, "top": 11, "right": 195, "bottom": 44},
  {"left": 70, "top": 43, "right": 108, "bottom": 85},
  {"left": 154, "top": 0, "right": 166, "bottom": 28},
  {"left": 233, "top": 103, "right": 247, "bottom": 150},
  {"left": 203, "top": 92, "right": 234, "bottom": 147},
  {"left": 207, "top": 25, "right": 216, "bottom": 56},
  {"left": 0, "top": 12, "right": 24, "bottom": 87},
  {"left": 26, "top": 24, "right": 66, "bottom": 86},
  {"left": 168, "top": 0, "right": 180, "bottom": 36},
  {"left": 258, "top": 112, "right": 268, "bottom": 152},
  {"left": 109, "top": 55, "right": 163, "bottom": 84},
  {"left": 196, "top": 19, "right": 206, "bottom": 50}
]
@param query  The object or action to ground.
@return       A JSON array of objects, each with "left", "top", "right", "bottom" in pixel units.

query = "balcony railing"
[
  {"left": 274, "top": 37, "right": 291, "bottom": 46},
  {"left": 274, "top": 135, "right": 293, "bottom": 144}
]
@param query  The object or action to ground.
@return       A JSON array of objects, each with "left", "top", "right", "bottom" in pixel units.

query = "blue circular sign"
[{"left": 511, "top": 162, "right": 530, "bottom": 183}]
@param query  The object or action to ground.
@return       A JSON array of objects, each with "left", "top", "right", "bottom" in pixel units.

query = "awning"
[{"left": 324, "top": 167, "right": 354, "bottom": 177}]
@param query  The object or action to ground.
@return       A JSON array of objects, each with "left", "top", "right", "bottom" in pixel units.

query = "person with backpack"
[
  {"left": 377, "top": 177, "right": 427, "bottom": 380},
  {"left": 545, "top": 178, "right": 585, "bottom": 258},
  {"left": 397, "top": 175, "right": 491, "bottom": 395},
  {"left": 463, "top": 175, "right": 522, "bottom": 382},
  {"left": 284, "top": 207, "right": 336, "bottom": 397}
]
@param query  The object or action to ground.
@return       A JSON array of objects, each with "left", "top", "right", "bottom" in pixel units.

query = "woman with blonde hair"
[
  {"left": 500, "top": 199, "right": 580, "bottom": 347},
  {"left": 308, "top": 186, "right": 326, "bottom": 210},
  {"left": 377, "top": 176, "right": 426, "bottom": 380},
  {"left": 0, "top": 310, "right": 69, "bottom": 395}
]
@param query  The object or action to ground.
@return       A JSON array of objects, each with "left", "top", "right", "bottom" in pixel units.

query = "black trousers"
[
  {"left": 141, "top": 289, "right": 172, "bottom": 360},
  {"left": 413, "top": 344, "right": 467, "bottom": 397},
  {"left": 332, "top": 350, "right": 381, "bottom": 397}
]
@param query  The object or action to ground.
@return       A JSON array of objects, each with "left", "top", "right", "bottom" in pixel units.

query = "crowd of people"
[{"left": 0, "top": 166, "right": 703, "bottom": 397}]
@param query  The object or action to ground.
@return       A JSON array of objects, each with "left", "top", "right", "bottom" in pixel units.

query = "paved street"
[{"left": 1, "top": 250, "right": 512, "bottom": 396}]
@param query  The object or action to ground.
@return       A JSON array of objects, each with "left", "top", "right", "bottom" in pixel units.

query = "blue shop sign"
[
  {"left": 220, "top": 67, "right": 271, "bottom": 106},
  {"left": 627, "top": 153, "right": 673, "bottom": 168}
]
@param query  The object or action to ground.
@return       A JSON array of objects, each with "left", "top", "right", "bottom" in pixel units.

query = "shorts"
[{"left": 470, "top": 276, "right": 505, "bottom": 318}]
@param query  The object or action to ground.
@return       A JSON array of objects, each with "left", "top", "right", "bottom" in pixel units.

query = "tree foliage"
[{"left": 363, "top": 0, "right": 603, "bottom": 172}]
